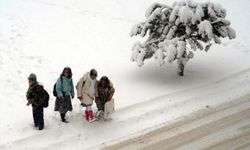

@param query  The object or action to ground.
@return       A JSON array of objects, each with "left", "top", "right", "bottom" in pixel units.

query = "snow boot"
[
  {"left": 85, "top": 111, "right": 89, "bottom": 121},
  {"left": 88, "top": 110, "right": 96, "bottom": 122},
  {"left": 96, "top": 110, "right": 104, "bottom": 121},
  {"left": 61, "top": 113, "right": 69, "bottom": 123},
  {"left": 38, "top": 126, "right": 44, "bottom": 130}
]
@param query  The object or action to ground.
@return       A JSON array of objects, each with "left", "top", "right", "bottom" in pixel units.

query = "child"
[
  {"left": 96, "top": 76, "right": 115, "bottom": 120},
  {"left": 26, "top": 73, "right": 46, "bottom": 130},
  {"left": 54, "top": 67, "right": 75, "bottom": 123},
  {"left": 76, "top": 69, "right": 98, "bottom": 122}
]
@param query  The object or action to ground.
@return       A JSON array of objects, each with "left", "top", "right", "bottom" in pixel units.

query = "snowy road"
[
  {"left": 103, "top": 94, "right": 250, "bottom": 150},
  {"left": 1, "top": 68, "right": 250, "bottom": 150}
]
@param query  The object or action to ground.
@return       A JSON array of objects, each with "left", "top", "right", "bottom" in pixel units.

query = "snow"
[
  {"left": 212, "top": 3, "right": 227, "bottom": 18},
  {"left": 227, "top": 26, "right": 236, "bottom": 39},
  {"left": 198, "top": 20, "right": 213, "bottom": 40},
  {"left": 154, "top": 49, "right": 165, "bottom": 66},
  {"left": 213, "top": 18, "right": 231, "bottom": 26},
  {"left": 130, "top": 23, "right": 143, "bottom": 37},
  {"left": 145, "top": 3, "right": 160, "bottom": 18},
  {"left": 0, "top": 0, "right": 250, "bottom": 149},
  {"left": 195, "top": 4, "right": 204, "bottom": 22},
  {"left": 178, "top": 5, "right": 196, "bottom": 25},
  {"left": 207, "top": 3, "right": 217, "bottom": 18},
  {"left": 131, "top": 42, "right": 145, "bottom": 66},
  {"left": 166, "top": 44, "right": 178, "bottom": 63},
  {"left": 167, "top": 26, "right": 177, "bottom": 40},
  {"left": 145, "top": 3, "right": 162, "bottom": 18},
  {"left": 177, "top": 41, "right": 186, "bottom": 58},
  {"left": 169, "top": 6, "right": 179, "bottom": 23}
]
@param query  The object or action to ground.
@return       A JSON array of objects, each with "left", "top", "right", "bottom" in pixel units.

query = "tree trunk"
[{"left": 177, "top": 62, "right": 184, "bottom": 76}]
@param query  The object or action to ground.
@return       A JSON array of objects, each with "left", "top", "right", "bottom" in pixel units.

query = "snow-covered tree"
[{"left": 130, "top": 0, "right": 236, "bottom": 76}]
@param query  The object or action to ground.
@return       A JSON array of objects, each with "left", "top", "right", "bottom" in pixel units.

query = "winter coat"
[
  {"left": 76, "top": 73, "right": 98, "bottom": 105},
  {"left": 56, "top": 76, "right": 74, "bottom": 98},
  {"left": 54, "top": 76, "right": 74, "bottom": 113},
  {"left": 98, "top": 81, "right": 114, "bottom": 101},
  {"left": 96, "top": 81, "right": 115, "bottom": 111},
  {"left": 26, "top": 82, "right": 44, "bottom": 107}
]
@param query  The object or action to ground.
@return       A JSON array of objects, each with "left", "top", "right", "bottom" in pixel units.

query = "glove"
[
  {"left": 108, "top": 95, "right": 112, "bottom": 101},
  {"left": 26, "top": 101, "right": 31, "bottom": 106}
]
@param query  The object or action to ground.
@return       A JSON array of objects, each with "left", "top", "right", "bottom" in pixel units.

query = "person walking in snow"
[
  {"left": 54, "top": 67, "right": 75, "bottom": 123},
  {"left": 26, "top": 73, "right": 49, "bottom": 130},
  {"left": 76, "top": 69, "right": 98, "bottom": 122},
  {"left": 95, "top": 76, "right": 115, "bottom": 120}
]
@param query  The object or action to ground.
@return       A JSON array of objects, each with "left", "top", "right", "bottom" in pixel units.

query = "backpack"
[
  {"left": 41, "top": 88, "right": 50, "bottom": 108},
  {"left": 35, "top": 85, "right": 50, "bottom": 108},
  {"left": 53, "top": 77, "right": 63, "bottom": 97}
]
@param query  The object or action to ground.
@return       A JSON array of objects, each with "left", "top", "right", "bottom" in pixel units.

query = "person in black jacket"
[{"left": 26, "top": 73, "right": 45, "bottom": 130}]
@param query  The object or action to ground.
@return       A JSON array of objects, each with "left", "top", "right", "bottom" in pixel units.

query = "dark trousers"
[
  {"left": 32, "top": 105, "right": 44, "bottom": 128},
  {"left": 97, "top": 98, "right": 107, "bottom": 111},
  {"left": 60, "top": 113, "right": 66, "bottom": 121}
]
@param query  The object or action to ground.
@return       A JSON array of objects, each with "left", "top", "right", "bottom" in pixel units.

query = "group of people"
[{"left": 26, "top": 67, "right": 115, "bottom": 130}]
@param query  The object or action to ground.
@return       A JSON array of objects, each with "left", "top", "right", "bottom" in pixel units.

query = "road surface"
[{"left": 103, "top": 94, "right": 250, "bottom": 150}]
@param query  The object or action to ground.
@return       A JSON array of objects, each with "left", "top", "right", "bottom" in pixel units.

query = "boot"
[
  {"left": 96, "top": 110, "right": 101, "bottom": 120},
  {"left": 38, "top": 125, "right": 44, "bottom": 130},
  {"left": 85, "top": 111, "right": 89, "bottom": 121},
  {"left": 61, "top": 113, "right": 68, "bottom": 123},
  {"left": 96, "top": 110, "right": 104, "bottom": 120},
  {"left": 88, "top": 110, "right": 95, "bottom": 122}
]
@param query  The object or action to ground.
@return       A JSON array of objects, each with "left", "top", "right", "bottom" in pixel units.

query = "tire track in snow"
[{"left": 103, "top": 95, "right": 250, "bottom": 150}]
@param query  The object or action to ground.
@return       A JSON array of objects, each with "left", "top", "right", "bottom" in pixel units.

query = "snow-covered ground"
[{"left": 0, "top": 0, "right": 250, "bottom": 149}]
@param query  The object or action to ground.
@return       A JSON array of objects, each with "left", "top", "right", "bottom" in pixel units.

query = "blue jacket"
[{"left": 56, "top": 76, "right": 74, "bottom": 98}]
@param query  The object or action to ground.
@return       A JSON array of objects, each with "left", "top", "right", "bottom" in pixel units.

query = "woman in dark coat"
[{"left": 54, "top": 67, "right": 75, "bottom": 123}]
